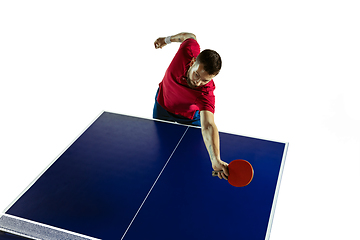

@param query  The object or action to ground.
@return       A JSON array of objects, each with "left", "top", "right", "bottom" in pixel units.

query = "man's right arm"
[
  {"left": 170, "top": 32, "right": 197, "bottom": 43},
  {"left": 154, "top": 32, "right": 196, "bottom": 49}
]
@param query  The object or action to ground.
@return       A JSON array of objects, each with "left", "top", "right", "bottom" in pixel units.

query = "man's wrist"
[
  {"left": 210, "top": 155, "right": 221, "bottom": 163},
  {"left": 165, "top": 36, "right": 172, "bottom": 44}
]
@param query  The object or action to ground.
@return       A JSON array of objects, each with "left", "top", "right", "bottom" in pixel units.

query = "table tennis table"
[{"left": 0, "top": 112, "right": 288, "bottom": 240}]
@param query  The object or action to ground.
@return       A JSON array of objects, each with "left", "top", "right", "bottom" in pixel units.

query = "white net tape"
[{"left": 0, "top": 214, "right": 101, "bottom": 240}]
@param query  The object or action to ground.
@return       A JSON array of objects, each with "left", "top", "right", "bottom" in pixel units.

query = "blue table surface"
[{"left": 3, "top": 112, "right": 287, "bottom": 240}]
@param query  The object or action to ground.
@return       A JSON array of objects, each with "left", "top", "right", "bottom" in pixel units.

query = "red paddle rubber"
[{"left": 212, "top": 160, "right": 254, "bottom": 187}]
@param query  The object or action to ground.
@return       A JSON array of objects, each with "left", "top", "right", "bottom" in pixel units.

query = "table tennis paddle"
[{"left": 212, "top": 159, "right": 254, "bottom": 187}]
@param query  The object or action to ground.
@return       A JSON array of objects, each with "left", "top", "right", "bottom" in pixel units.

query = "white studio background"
[{"left": 1, "top": 1, "right": 359, "bottom": 239}]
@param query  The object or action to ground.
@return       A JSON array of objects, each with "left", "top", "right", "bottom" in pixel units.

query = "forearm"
[
  {"left": 170, "top": 32, "right": 196, "bottom": 43},
  {"left": 201, "top": 123, "right": 221, "bottom": 163}
]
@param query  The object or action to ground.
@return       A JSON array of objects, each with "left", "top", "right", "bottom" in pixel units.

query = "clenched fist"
[{"left": 154, "top": 37, "right": 167, "bottom": 49}]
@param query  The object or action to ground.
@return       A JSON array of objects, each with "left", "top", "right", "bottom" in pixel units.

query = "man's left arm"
[{"left": 200, "top": 110, "right": 229, "bottom": 180}]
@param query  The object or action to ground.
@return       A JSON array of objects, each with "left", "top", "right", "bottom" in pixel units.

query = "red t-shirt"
[{"left": 157, "top": 38, "right": 216, "bottom": 119}]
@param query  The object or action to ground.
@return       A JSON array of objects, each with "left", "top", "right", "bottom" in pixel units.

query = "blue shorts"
[{"left": 153, "top": 89, "right": 201, "bottom": 127}]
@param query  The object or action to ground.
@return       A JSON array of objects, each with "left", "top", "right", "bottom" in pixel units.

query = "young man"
[{"left": 153, "top": 32, "right": 228, "bottom": 180}]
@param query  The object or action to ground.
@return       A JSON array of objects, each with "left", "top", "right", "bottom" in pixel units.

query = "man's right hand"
[{"left": 154, "top": 37, "right": 167, "bottom": 49}]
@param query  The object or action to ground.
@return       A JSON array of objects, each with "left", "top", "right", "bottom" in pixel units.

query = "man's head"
[{"left": 187, "top": 49, "right": 222, "bottom": 88}]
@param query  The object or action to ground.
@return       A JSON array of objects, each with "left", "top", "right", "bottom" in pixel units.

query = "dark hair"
[{"left": 196, "top": 49, "right": 222, "bottom": 76}]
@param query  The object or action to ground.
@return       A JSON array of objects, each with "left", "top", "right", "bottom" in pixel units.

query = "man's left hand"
[{"left": 212, "top": 159, "right": 229, "bottom": 180}]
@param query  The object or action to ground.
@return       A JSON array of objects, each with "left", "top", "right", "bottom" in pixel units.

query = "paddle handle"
[{"left": 212, "top": 170, "right": 223, "bottom": 177}]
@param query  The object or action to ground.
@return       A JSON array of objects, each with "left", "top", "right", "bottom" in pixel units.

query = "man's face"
[{"left": 187, "top": 60, "right": 216, "bottom": 88}]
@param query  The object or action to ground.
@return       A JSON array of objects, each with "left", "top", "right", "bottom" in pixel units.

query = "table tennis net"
[{"left": 0, "top": 214, "right": 100, "bottom": 240}]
